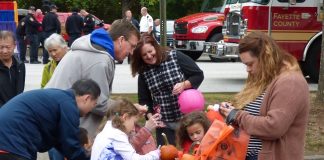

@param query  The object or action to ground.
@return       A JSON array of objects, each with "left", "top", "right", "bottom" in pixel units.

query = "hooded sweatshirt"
[{"left": 45, "top": 28, "right": 115, "bottom": 138}]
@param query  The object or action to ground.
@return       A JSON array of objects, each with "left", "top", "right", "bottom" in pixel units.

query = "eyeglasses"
[{"left": 126, "top": 39, "right": 137, "bottom": 50}]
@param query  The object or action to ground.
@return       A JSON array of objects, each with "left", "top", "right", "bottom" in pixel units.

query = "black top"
[
  {"left": 138, "top": 50, "right": 204, "bottom": 114},
  {"left": 131, "top": 18, "right": 140, "bottom": 31},
  {"left": 25, "top": 13, "right": 41, "bottom": 34},
  {"left": 42, "top": 12, "right": 61, "bottom": 33},
  {"left": 16, "top": 17, "right": 27, "bottom": 36},
  {"left": 0, "top": 55, "right": 25, "bottom": 107},
  {"left": 83, "top": 14, "right": 95, "bottom": 34},
  {"left": 66, "top": 12, "right": 84, "bottom": 35}
]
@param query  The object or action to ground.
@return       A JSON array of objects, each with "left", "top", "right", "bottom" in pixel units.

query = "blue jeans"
[{"left": 48, "top": 148, "right": 64, "bottom": 160}]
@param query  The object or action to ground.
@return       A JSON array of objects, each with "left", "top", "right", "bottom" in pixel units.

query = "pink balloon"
[{"left": 178, "top": 89, "right": 205, "bottom": 114}]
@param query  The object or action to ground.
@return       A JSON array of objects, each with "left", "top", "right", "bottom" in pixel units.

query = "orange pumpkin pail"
[{"left": 195, "top": 119, "right": 250, "bottom": 160}]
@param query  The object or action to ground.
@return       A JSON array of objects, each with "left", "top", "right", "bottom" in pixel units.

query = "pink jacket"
[
  {"left": 236, "top": 71, "right": 310, "bottom": 160},
  {"left": 129, "top": 124, "right": 157, "bottom": 155}
]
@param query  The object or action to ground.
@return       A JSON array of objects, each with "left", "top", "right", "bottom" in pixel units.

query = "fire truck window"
[
  {"left": 226, "top": 0, "right": 238, "bottom": 4},
  {"left": 277, "top": 0, "right": 305, "bottom": 3},
  {"left": 250, "top": 0, "right": 270, "bottom": 4}
]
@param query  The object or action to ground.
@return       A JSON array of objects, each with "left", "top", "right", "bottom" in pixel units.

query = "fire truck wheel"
[
  {"left": 183, "top": 51, "right": 203, "bottom": 61},
  {"left": 305, "top": 39, "right": 320, "bottom": 83},
  {"left": 207, "top": 33, "right": 224, "bottom": 62}
]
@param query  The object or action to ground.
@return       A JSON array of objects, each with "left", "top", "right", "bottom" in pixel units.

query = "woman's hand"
[
  {"left": 172, "top": 81, "right": 186, "bottom": 95},
  {"left": 219, "top": 102, "right": 238, "bottom": 125},
  {"left": 219, "top": 102, "right": 234, "bottom": 117},
  {"left": 134, "top": 103, "right": 148, "bottom": 116}
]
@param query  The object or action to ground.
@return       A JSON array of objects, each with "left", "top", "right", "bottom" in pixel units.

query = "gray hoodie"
[{"left": 45, "top": 34, "right": 115, "bottom": 138}]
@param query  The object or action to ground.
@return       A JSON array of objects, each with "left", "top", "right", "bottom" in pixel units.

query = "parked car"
[{"left": 18, "top": 9, "right": 110, "bottom": 41}]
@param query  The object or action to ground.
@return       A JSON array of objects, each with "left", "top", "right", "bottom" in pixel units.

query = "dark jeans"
[
  {"left": 16, "top": 34, "right": 26, "bottom": 61},
  {"left": 246, "top": 154, "right": 258, "bottom": 160},
  {"left": 0, "top": 152, "right": 27, "bottom": 160},
  {"left": 38, "top": 32, "right": 49, "bottom": 63},
  {"left": 155, "top": 122, "right": 178, "bottom": 146},
  {"left": 26, "top": 34, "right": 39, "bottom": 62},
  {"left": 68, "top": 33, "right": 81, "bottom": 47},
  {"left": 48, "top": 148, "right": 64, "bottom": 160}
]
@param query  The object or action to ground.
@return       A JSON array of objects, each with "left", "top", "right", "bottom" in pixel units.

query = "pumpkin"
[
  {"left": 160, "top": 133, "right": 179, "bottom": 160},
  {"left": 181, "top": 141, "right": 200, "bottom": 160}
]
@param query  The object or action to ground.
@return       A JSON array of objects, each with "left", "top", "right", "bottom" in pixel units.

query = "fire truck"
[
  {"left": 173, "top": 0, "right": 225, "bottom": 61},
  {"left": 204, "top": 0, "right": 322, "bottom": 82}
]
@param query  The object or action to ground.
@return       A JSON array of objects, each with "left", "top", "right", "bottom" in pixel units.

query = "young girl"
[
  {"left": 176, "top": 111, "right": 211, "bottom": 153},
  {"left": 91, "top": 98, "right": 160, "bottom": 160}
]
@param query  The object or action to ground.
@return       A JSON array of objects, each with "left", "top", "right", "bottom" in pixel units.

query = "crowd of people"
[
  {"left": 15, "top": 5, "right": 96, "bottom": 64},
  {"left": 0, "top": 4, "right": 311, "bottom": 160}
]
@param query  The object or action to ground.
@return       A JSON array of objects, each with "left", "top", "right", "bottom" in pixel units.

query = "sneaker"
[{"left": 30, "top": 61, "right": 41, "bottom": 64}]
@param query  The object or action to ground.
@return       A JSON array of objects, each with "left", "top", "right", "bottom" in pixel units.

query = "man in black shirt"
[
  {"left": 16, "top": 17, "right": 28, "bottom": 63},
  {"left": 0, "top": 30, "right": 25, "bottom": 107},
  {"left": 25, "top": 6, "right": 42, "bottom": 64},
  {"left": 66, "top": 8, "right": 84, "bottom": 47},
  {"left": 80, "top": 9, "right": 95, "bottom": 35},
  {"left": 42, "top": 4, "right": 61, "bottom": 64}
]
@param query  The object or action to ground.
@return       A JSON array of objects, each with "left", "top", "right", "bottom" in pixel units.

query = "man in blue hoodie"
[
  {"left": 0, "top": 79, "right": 100, "bottom": 160},
  {"left": 45, "top": 19, "right": 140, "bottom": 160}
]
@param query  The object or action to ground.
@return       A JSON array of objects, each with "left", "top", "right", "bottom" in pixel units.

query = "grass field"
[{"left": 111, "top": 92, "right": 324, "bottom": 155}]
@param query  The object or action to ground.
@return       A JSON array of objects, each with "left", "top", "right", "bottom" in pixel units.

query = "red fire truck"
[
  {"left": 204, "top": 0, "right": 322, "bottom": 82},
  {"left": 173, "top": 0, "right": 225, "bottom": 61}
]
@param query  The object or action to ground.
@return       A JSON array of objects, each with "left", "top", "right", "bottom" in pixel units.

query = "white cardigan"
[{"left": 91, "top": 121, "right": 160, "bottom": 160}]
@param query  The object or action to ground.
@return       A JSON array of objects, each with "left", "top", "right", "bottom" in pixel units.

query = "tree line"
[{"left": 17, "top": 0, "right": 209, "bottom": 23}]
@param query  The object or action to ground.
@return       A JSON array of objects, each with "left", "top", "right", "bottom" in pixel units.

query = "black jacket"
[
  {"left": 42, "top": 12, "right": 61, "bottom": 33},
  {"left": 16, "top": 17, "right": 27, "bottom": 36},
  {"left": 0, "top": 55, "right": 25, "bottom": 107},
  {"left": 65, "top": 12, "right": 84, "bottom": 35},
  {"left": 25, "top": 13, "right": 41, "bottom": 35}
]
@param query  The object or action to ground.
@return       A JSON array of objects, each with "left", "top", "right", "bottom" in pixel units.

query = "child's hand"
[{"left": 145, "top": 113, "right": 162, "bottom": 131}]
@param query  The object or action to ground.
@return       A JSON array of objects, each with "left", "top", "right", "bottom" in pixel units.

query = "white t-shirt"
[
  {"left": 139, "top": 14, "right": 153, "bottom": 33},
  {"left": 91, "top": 121, "right": 160, "bottom": 160}
]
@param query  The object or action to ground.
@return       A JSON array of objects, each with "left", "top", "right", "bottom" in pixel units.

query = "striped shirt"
[{"left": 244, "top": 92, "right": 265, "bottom": 157}]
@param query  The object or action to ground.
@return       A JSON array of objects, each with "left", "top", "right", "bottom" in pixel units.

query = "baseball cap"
[
  {"left": 50, "top": 4, "right": 58, "bottom": 10},
  {"left": 28, "top": 6, "right": 36, "bottom": 11}
]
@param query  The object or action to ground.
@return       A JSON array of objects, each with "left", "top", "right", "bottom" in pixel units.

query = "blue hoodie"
[{"left": 90, "top": 28, "right": 115, "bottom": 59}]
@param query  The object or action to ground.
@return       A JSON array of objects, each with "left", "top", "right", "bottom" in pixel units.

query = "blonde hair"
[
  {"left": 234, "top": 31, "right": 300, "bottom": 109},
  {"left": 106, "top": 98, "right": 139, "bottom": 133}
]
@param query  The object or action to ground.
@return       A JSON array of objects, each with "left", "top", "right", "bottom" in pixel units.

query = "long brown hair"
[
  {"left": 106, "top": 97, "right": 139, "bottom": 133},
  {"left": 234, "top": 31, "right": 300, "bottom": 109},
  {"left": 176, "top": 111, "right": 211, "bottom": 147},
  {"left": 130, "top": 34, "right": 170, "bottom": 77}
]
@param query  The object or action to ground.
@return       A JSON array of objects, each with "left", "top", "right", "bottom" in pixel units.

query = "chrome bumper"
[
  {"left": 203, "top": 41, "right": 239, "bottom": 59},
  {"left": 173, "top": 40, "right": 205, "bottom": 51}
]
